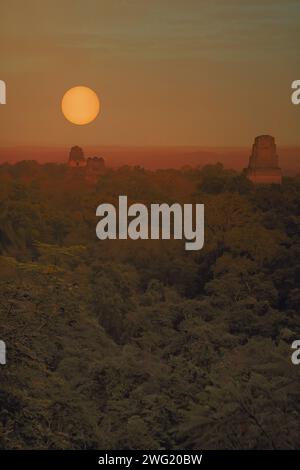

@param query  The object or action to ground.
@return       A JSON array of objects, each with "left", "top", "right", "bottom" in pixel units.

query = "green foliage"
[{"left": 0, "top": 162, "right": 299, "bottom": 449}]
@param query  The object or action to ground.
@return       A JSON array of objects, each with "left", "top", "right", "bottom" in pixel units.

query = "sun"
[{"left": 61, "top": 86, "right": 100, "bottom": 125}]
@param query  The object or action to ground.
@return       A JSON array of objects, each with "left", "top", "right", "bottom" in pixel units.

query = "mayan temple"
[
  {"left": 245, "top": 135, "right": 282, "bottom": 184},
  {"left": 68, "top": 145, "right": 86, "bottom": 168},
  {"left": 85, "top": 157, "right": 106, "bottom": 184},
  {"left": 67, "top": 146, "right": 106, "bottom": 183}
]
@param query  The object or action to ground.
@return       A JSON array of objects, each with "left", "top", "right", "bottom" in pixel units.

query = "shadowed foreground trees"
[{"left": 0, "top": 163, "right": 299, "bottom": 449}]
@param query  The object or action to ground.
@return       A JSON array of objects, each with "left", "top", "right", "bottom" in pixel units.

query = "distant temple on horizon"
[
  {"left": 68, "top": 146, "right": 86, "bottom": 168},
  {"left": 68, "top": 146, "right": 106, "bottom": 183},
  {"left": 244, "top": 135, "right": 282, "bottom": 185}
]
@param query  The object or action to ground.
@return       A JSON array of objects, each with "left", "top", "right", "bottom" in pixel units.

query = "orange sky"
[{"left": 0, "top": 0, "right": 300, "bottom": 148}]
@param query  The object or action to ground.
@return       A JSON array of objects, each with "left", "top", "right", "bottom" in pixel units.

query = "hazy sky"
[{"left": 0, "top": 0, "right": 299, "bottom": 147}]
